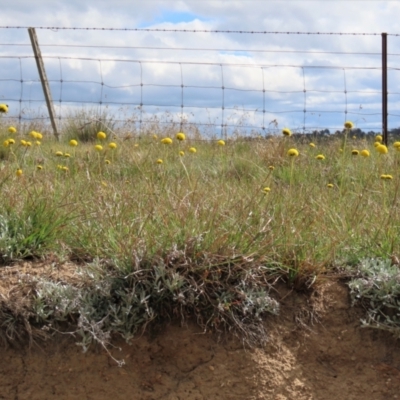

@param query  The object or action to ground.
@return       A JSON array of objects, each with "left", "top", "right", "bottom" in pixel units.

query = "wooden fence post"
[{"left": 28, "top": 27, "right": 60, "bottom": 140}]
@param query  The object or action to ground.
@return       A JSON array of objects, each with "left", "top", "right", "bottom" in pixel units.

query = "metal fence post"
[
  {"left": 28, "top": 27, "right": 60, "bottom": 140},
  {"left": 382, "top": 32, "right": 388, "bottom": 145}
]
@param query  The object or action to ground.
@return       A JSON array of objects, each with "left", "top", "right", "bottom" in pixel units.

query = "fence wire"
[{"left": 1, "top": 27, "right": 399, "bottom": 136}]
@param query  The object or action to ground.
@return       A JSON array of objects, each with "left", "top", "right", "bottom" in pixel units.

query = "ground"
[{"left": 0, "top": 264, "right": 399, "bottom": 400}]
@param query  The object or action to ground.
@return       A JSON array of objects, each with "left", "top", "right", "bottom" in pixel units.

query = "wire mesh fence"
[{"left": 1, "top": 26, "right": 400, "bottom": 137}]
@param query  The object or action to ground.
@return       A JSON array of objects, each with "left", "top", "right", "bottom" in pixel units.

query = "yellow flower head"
[
  {"left": 268, "top": 165, "right": 275, "bottom": 170},
  {"left": 134, "top": 144, "right": 139, "bottom": 148},
  {"left": 282, "top": 128, "right": 292, "bottom": 137},
  {"left": 156, "top": 158, "right": 163, "bottom": 164},
  {"left": 189, "top": 147, "right": 197, "bottom": 153},
  {"left": 29, "top": 131, "right": 38, "bottom": 139},
  {"left": 351, "top": 150, "right": 359, "bottom": 156},
  {"left": 309, "top": 142, "right": 316, "bottom": 148},
  {"left": 161, "top": 137, "right": 173, "bottom": 145},
  {"left": 36, "top": 165, "right": 43, "bottom": 170},
  {"left": 16, "top": 168, "right": 23, "bottom": 177},
  {"left": 69, "top": 139, "right": 78, "bottom": 147},
  {"left": 179, "top": 151, "right": 185, "bottom": 156},
  {"left": 376, "top": 144, "right": 388, "bottom": 154},
  {"left": 8, "top": 138, "right": 15, "bottom": 145},
  {"left": 3, "top": 140, "right": 9, "bottom": 147},
  {"left": 8, "top": 126, "right": 16, "bottom": 134},
  {"left": 393, "top": 141, "right": 400, "bottom": 149},
  {"left": 36, "top": 132, "right": 43, "bottom": 140},
  {"left": 344, "top": 121, "right": 354, "bottom": 129},
  {"left": 176, "top": 132, "right": 186, "bottom": 141},
  {"left": 95, "top": 145, "right": 103, "bottom": 151},
  {"left": 327, "top": 183, "right": 334, "bottom": 188},
  {"left": 217, "top": 139, "right": 226, "bottom": 146},
  {"left": 381, "top": 174, "right": 393, "bottom": 180},
  {"left": 26, "top": 141, "right": 32, "bottom": 147},
  {"left": 360, "top": 149, "right": 370, "bottom": 157},
  {"left": 0, "top": 104, "right": 8, "bottom": 113},
  {"left": 97, "top": 131, "right": 107, "bottom": 140},
  {"left": 105, "top": 159, "right": 111, "bottom": 165},
  {"left": 35, "top": 141, "right": 41, "bottom": 146},
  {"left": 374, "top": 141, "right": 380, "bottom": 148},
  {"left": 20, "top": 139, "right": 27, "bottom": 147},
  {"left": 64, "top": 153, "right": 71, "bottom": 158},
  {"left": 263, "top": 187, "right": 271, "bottom": 193},
  {"left": 316, "top": 154, "right": 325, "bottom": 160},
  {"left": 61, "top": 166, "right": 69, "bottom": 172},
  {"left": 108, "top": 142, "right": 117, "bottom": 149},
  {"left": 55, "top": 151, "right": 63, "bottom": 157},
  {"left": 287, "top": 148, "right": 299, "bottom": 157},
  {"left": 375, "top": 134, "right": 383, "bottom": 143}
]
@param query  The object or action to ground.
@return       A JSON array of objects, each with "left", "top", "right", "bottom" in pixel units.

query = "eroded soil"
[{"left": 0, "top": 263, "right": 399, "bottom": 399}]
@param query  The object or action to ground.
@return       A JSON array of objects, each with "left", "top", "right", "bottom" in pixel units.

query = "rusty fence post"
[{"left": 382, "top": 32, "right": 388, "bottom": 145}]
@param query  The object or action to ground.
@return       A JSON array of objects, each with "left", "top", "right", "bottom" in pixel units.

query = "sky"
[{"left": 2, "top": 0, "right": 400, "bottom": 136}]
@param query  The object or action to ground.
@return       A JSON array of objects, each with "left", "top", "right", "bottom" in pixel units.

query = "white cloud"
[{"left": 1, "top": 0, "right": 400, "bottom": 133}]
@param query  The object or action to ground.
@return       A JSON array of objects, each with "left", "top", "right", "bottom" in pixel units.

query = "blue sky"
[{"left": 2, "top": 0, "right": 400, "bottom": 135}]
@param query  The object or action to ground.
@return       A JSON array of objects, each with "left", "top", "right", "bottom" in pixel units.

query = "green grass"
[{"left": 1, "top": 113, "right": 400, "bottom": 350}]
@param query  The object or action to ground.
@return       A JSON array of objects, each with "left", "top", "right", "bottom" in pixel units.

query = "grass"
[{"left": 1, "top": 110, "right": 400, "bottom": 353}]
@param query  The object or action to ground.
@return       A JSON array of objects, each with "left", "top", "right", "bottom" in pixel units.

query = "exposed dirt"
[{"left": 0, "top": 263, "right": 400, "bottom": 399}]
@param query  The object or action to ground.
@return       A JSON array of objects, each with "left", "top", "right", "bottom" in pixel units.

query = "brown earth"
[{"left": 0, "top": 263, "right": 400, "bottom": 399}]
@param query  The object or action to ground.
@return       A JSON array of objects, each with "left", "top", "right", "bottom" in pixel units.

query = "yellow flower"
[
  {"left": 37, "top": 165, "right": 43, "bottom": 170},
  {"left": 61, "top": 166, "right": 69, "bottom": 172},
  {"left": 64, "top": 153, "right": 71, "bottom": 158},
  {"left": 393, "top": 141, "right": 400, "bottom": 149},
  {"left": 351, "top": 150, "right": 359, "bottom": 156},
  {"left": 263, "top": 187, "right": 271, "bottom": 193},
  {"left": 55, "top": 151, "right": 63, "bottom": 156},
  {"left": 8, "top": 126, "right": 16, "bottom": 134},
  {"left": 376, "top": 144, "right": 388, "bottom": 154},
  {"left": 375, "top": 134, "right": 383, "bottom": 143},
  {"left": 153, "top": 134, "right": 158, "bottom": 139},
  {"left": 360, "top": 149, "right": 370, "bottom": 157},
  {"left": 179, "top": 151, "right": 185, "bottom": 156},
  {"left": 35, "top": 141, "right": 41, "bottom": 146},
  {"left": 105, "top": 159, "right": 111, "bottom": 165},
  {"left": 161, "top": 137, "right": 173, "bottom": 145},
  {"left": 374, "top": 141, "right": 380, "bottom": 148},
  {"left": 176, "top": 132, "right": 186, "bottom": 141},
  {"left": 309, "top": 142, "right": 316, "bottom": 148},
  {"left": 327, "top": 183, "right": 334, "bottom": 188},
  {"left": 268, "top": 165, "right": 275, "bottom": 170},
  {"left": 101, "top": 181, "right": 108, "bottom": 187},
  {"left": 16, "top": 169, "right": 23, "bottom": 177},
  {"left": 282, "top": 128, "right": 292, "bottom": 136},
  {"left": 344, "top": 121, "right": 354, "bottom": 129},
  {"left": 69, "top": 139, "right": 78, "bottom": 147},
  {"left": 316, "top": 154, "right": 325, "bottom": 160},
  {"left": 26, "top": 141, "right": 32, "bottom": 147},
  {"left": 217, "top": 140, "right": 226, "bottom": 146},
  {"left": 381, "top": 174, "right": 393, "bottom": 180},
  {"left": 189, "top": 147, "right": 197, "bottom": 153},
  {"left": 156, "top": 158, "right": 163, "bottom": 164},
  {"left": 35, "top": 132, "right": 43, "bottom": 140},
  {"left": 8, "top": 138, "right": 15, "bottom": 145},
  {"left": 29, "top": 131, "right": 38, "bottom": 139},
  {"left": 108, "top": 142, "right": 117, "bottom": 149},
  {"left": 287, "top": 148, "right": 299, "bottom": 157},
  {"left": 134, "top": 144, "right": 139, "bottom": 148},
  {"left": 3, "top": 140, "right": 9, "bottom": 147},
  {"left": 97, "top": 131, "right": 107, "bottom": 140},
  {"left": 95, "top": 145, "right": 103, "bottom": 151},
  {"left": 0, "top": 104, "right": 8, "bottom": 113},
  {"left": 20, "top": 140, "right": 27, "bottom": 146}
]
